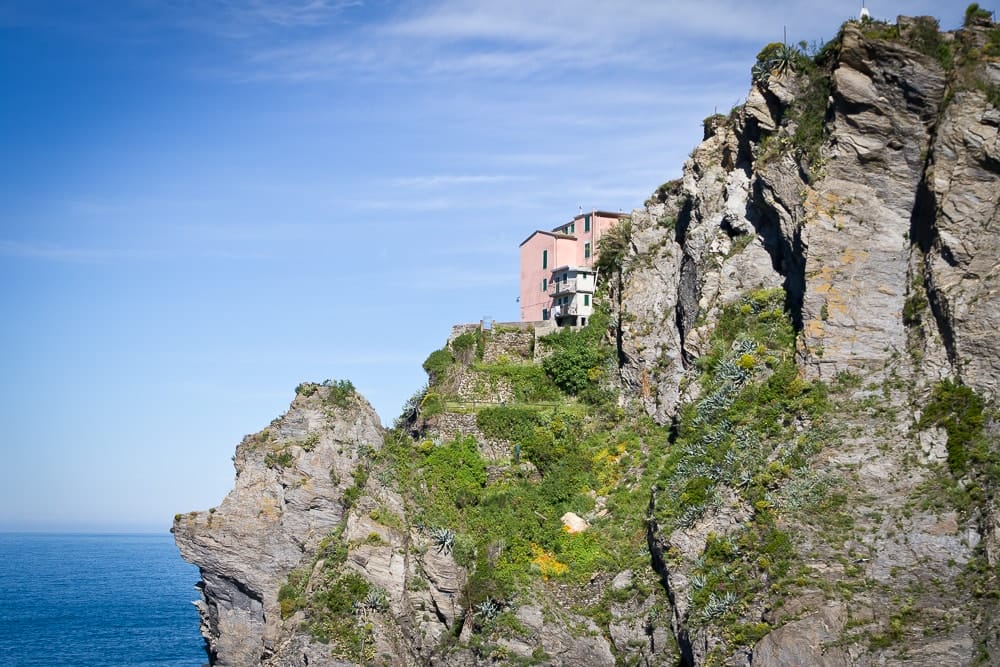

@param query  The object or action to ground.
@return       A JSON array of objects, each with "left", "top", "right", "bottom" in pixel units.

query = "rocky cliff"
[{"left": 176, "top": 12, "right": 999, "bottom": 667}]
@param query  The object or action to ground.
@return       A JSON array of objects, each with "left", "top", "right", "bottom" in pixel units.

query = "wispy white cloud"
[
  {"left": 391, "top": 266, "right": 516, "bottom": 292},
  {"left": 214, "top": 0, "right": 955, "bottom": 83},
  {"left": 158, "top": 0, "right": 365, "bottom": 39},
  {"left": 301, "top": 351, "right": 426, "bottom": 367},
  {"left": 353, "top": 197, "right": 458, "bottom": 211},
  {"left": 220, "top": 0, "right": 363, "bottom": 28},
  {"left": 392, "top": 174, "right": 522, "bottom": 188},
  {"left": 0, "top": 239, "right": 269, "bottom": 262},
  {"left": 173, "top": 222, "right": 325, "bottom": 243},
  {"left": 0, "top": 240, "right": 154, "bottom": 263},
  {"left": 425, "top": 239, "right": 513, "bottom": 257},
  {"left": 486, "top": 152, "right": 580, "bottom": 166}
]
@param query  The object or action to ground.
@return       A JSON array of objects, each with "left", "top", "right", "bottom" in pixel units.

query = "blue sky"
[{"left": 0, "top": 0, "right": 957, "bottom": 531}]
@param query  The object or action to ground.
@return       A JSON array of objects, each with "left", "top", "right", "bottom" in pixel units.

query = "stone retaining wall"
[{"left": 429, "top": 411, "right": 510, "bottom": 461}]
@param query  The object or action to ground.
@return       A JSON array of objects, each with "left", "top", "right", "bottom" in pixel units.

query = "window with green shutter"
[
  {"left": 584, "top": 242, "right": 591, "bottom": 259},
  {"left": 584, "top": 215, "right": 591, "bottom": 232},
  {"left": 584, "top": 294, "right": 590, "bottom": 306},
  {"left": 542, "top": 249, "right": 548, "bottom": 269},
  {"left": 542, "top": 278, "right": 547, "bottom": 291}
]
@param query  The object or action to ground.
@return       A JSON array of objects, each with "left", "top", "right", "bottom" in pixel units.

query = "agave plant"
[
  {"left": 770, "top": 43, "right": 799, "bottom": 76},
  {"left": 474, "top": 598, "right": 504, "bottom": 624},
  {"left": 751, "top": 61, "right": 772, "bottom": 85},
  {"left": 429, "top": 526, "right": 456, "bottom": 555},
  {"left": 700, "top": 591, "right": 741, "bottom": 622},
  {"left": 732, "top": 338, "right": 758, "bottom": 356},
  {"left": 352, "top": 587, "right": 389, "bottom": 615},
  {"left": 751, "top": 42, "right": 802, "bottom": 85},
  {"left": 677, "top": 503, "right": 708, "bottom": 528}
]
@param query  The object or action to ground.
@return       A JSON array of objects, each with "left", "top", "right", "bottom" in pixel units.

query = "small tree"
[
  {"left": 594, "top": 217, "right": 632, "bottom": 278},
  {"left": 964, "top": 3, "right": 992, "bottom": 26}
]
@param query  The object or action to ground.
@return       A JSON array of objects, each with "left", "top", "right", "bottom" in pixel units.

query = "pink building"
[{"left": 519, "top": 211, "right": 626, "bottom": 326}]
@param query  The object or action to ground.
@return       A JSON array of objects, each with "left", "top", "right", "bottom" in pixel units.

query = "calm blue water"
[{"left": 0, "top": 533, "right": 206, "bottom": 666}]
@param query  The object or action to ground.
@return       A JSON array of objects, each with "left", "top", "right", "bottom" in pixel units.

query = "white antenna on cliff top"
[{"left": 859, "top": 1, "right": 871, "bottom": 20}]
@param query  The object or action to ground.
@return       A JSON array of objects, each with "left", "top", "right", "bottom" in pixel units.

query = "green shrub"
[
  {"left": 477, "top": 406, "right": 544, "bottom": 444},
  {"left": 451, "top": 330, "right": 482, "bottom": 362},
  {"left": 301, "top": 432, "right": 320, "bottom": 452},
  {"left": 543, "top": 345, "right": 605, "bottom": 394},
  {"left": 986, "top": 26, "right": 1000, "bottom": 57},
  {"left": 918, "top": 380, "right": 986, "bottom": 476},
  {"left": 902, "top": 293, "right": 928, "bottom": 325},
  {"left": 278, "top": 582, "right": 304, "bottom": 618},
  {"left": 265, "top": 450, "right": 294, "bottom": 469},
  {"left": 857, "top": 19, "right": 899, "bottom": 41},
  {"left": 419, "top": 391, "right": 445, "bottom": 418},
  {"left": 422, "top": 348, "right": 453, "bottom": 382},
  {"left": 307, "top": 571, "right": 373, "bottom": 653},
  {"left": 540, "top": 311, "right": 613, "bottom": 396},
  {"left": 323, "top": 379, "right": 356, "bottom": 407},
  {"left": 648, "top": 179, "right": 683, "bottom": 205},
  {"left": 342, "top": 465, "right": 369, "bottom": 509},
  {"left": 594, "top": 218, "right": 633, "bottom": 276},
  {"left": 965, "top": 3, "right": 993, "bottom": 26},
  {"left": 420, "top": 437, "right": 487, "bottom": 523},
  {"left": 479, "top": 362, "right": 561, "bottom": 402},
  {"left": 702, "top": 113, "right": 728, "bottom": 139},
  {"left": 790, "top": 69, "right": 832, "bottom": 174},
  {"left": 904, "top": 17, "right": 952, "bottom": 69}
]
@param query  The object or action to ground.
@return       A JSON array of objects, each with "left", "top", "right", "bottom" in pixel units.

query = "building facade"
[{"left": 518, "top": 211, "right": 625, "bottom": 326}]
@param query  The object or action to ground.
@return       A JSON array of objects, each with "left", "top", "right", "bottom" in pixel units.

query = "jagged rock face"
[
  {"left": 923, "top": 88, "right": 1000, "bottom": 399},
  {"left": 616, "top": 122, "right": 785, "bottom": 423},
  {"left": 797, "top": 24, "right": 948, "bottom": 381},
  {"left": 612, "top": 15, "right": 997, "bottom": 667},
  {"left": 616, "top": 19, "right": 998, "bottom": 413},
  {"left": 173, "top": 387, "right": 383, "bottom": 666}
]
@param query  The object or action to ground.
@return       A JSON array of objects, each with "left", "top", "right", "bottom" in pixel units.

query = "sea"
[{"left": 0, "top": 533, "right": 207, "bottom": 666}]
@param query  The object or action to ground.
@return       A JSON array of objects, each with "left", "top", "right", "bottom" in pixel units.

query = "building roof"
[
  {"left": 551, "top": 265, "right": 596, "bottom": 274},
  {"left": 549, "top": 210, "right": 628, "bottom": 233},
  {"left": 520, "top": 210, "right": 626, "bottom": 247},
  {"left": 518, "top": 229, "right": 577, "bottom": 247},
  {"left": 572, "top": 210, "right": 628, "bottom": 221}
]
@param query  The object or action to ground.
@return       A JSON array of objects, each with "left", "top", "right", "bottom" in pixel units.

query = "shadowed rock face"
[
  {"left": 176, "top": 16, "right": 998, "bottom": 667},
  {"left": 606, "top": 15, "right": 997, "bottom": 667}
]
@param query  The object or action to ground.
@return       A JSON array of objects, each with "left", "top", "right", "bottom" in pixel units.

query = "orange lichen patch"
[
  {"left": 530, "top": 544, "right": 568, "bottom": 580},
  {"left": 256, "top": 496, "right": 282, "bottom": 521},
  {"left": 838, "top": 247, "right": 870, "bottom": 266},
  {"left": 825, "top": 289, "right": 850, "bottom": 317},
  {"left": 805, "top": 319, "right": 826, "bottom": 338}
]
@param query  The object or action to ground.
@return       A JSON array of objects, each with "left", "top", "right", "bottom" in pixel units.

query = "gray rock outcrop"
[{"left": 173, "top": 385, "right": 383, "bottom": 665}]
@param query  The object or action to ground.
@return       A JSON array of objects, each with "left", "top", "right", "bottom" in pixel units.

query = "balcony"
[
  {"left": 548, "top": 278, "right": 577, "bottom": 295},
  {"left": 548, "top": 278, "right": 594, "bottom": 296},
  {"left": 551, "top": 303, "right": 578, "bottom": 317}
]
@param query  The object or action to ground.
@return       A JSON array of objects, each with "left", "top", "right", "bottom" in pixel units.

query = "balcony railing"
[
  {"left": 548, "top": 278, "right": 576, "bottom": 295},
  {"left": 548, "top": 278, "right": 594, "bottom": 296},
  {"left": 551, "top": 303, "right": 579, "bottom": 317}
]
